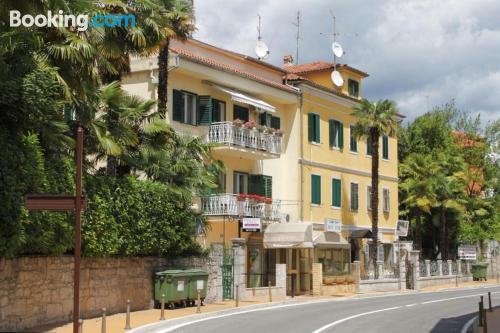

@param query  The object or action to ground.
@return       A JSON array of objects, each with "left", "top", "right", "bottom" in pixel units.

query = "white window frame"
[
  {"left": 233, "top": 171, "right": 248, "bottom": 194},
  {"left": 183, "top": 92, "right": 197, "bottom": 125}
]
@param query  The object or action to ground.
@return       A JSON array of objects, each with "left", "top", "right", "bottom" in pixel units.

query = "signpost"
[
  {"left": 242, "top": 218, "right": 261, "bottom": 232},
  {"left": 324, "top": 218, "right": 342, "bottom": 233},
  {"left": 458, "top": 246, "right": 477, "bottom": 260},
  {"left": 396, "top": 220, "right": 409, "bottom": 290},
  {"left": 25, "top": 125, "right": 85, "bottom": 333}
]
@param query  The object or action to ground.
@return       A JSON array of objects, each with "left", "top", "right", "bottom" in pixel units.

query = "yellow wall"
[{"left": 301, "top": 68, "right": 365, "bottom": 98}]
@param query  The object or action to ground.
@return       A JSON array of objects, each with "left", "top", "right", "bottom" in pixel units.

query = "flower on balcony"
[
  {"left": 233, "top": 119, "right": 244, "bottom": 128},
  {"left": 265, "top": 197, "right": 273, "bottom": 204},
  {"left": 256, "top": 124, "right": 266, "bottom": 133},
  {"left": 237, "top": 193, "right": 248, "bottom": 201},
  {"left": 274, "top": 129, "right": 284, "bottom": 137},
  {"left": 244, "top": 120, "right": 257, "bottom": 130},
  {"left": 263, "top": 127, "right": 275, "bottom": 135}
]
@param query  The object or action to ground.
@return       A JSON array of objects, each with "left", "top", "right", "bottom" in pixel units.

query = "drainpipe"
[{"left": 299, "top": 90, "right": 304, "bottom": 222}]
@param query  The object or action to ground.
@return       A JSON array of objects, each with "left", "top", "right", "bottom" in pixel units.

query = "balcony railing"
[
  {"left": 208, "top": 122, "right": 283, "bottom": 155},
  {"left": 201, "top": 193, "right": 281, "bottom": 221}
]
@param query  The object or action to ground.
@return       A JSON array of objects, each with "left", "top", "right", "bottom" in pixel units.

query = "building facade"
[{"left": 122, "top": 38, "right": 400, "bottom": 297}]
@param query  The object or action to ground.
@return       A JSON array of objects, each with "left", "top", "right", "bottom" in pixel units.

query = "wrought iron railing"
[
  {"left": 419, "top": 261, "right": 428, "bottom": 277},
  {"left": 430, "top": 261, "right": 439, "bottom": 276},
  {"left": 442, "top": 262, "right": 450, "bottom": 275},
  {"left": 451, "top": 261, "right": 458, "bottom": 275},
  {"left": 201, "top": 193, "right": 281, "bottom": 220},
  {"left": 208, "top": 122, "right": 283, "bottom": 155},
  {"left": 461, "top": 261, "right": 468, "bottom": 275}
]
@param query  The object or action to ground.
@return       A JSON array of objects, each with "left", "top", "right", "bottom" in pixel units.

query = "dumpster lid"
[{"left": 156, "top": 269, "right": 208, "bottom": 277}]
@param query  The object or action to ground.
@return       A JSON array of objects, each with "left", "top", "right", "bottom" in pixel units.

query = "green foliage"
[{"left": 83, "top": 176, "right": 202, "bottom": 257}]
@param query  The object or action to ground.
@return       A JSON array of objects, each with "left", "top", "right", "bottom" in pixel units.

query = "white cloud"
[{"left": 193, "top": 0, "right": 500, "bottom": 122}]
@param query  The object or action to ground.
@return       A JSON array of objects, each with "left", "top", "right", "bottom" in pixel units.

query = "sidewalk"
[
  {"left": 477, "top": 306, "right": 500, "bottom": 333},
  {"left": 421, "top": 280, "right": 500, "bottom": 292}
]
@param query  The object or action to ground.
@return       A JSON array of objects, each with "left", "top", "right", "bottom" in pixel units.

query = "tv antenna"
[
  {"left": 328, "top": 12, "right": 344, "bottom": 87},
  {"left": 255, "top": 14, "right": 270, "bottom": 60},
  {"left": 292, "top": 11, "right": 301, "bottom": 65}
]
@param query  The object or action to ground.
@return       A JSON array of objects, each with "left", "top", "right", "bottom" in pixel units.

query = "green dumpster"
[
  {"left": 154, "top": 270, "right": 191, "bottom": 308},
  {"left": 184, "top": 269, "right": 209, "bottom": 306},
  {"left": 471, "top": 263, "right": 488, "bottom": 281}
]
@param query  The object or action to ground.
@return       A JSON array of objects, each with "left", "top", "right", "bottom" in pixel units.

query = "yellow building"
[{"left": 122, "top": 39, "right": 400, "bottom": 297}]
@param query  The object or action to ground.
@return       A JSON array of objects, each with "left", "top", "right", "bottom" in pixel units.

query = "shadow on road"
[{"left": 430, "top": 311, "right": 476, "bottom": 333}]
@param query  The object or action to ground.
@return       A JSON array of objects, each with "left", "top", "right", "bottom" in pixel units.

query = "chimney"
[{"left": 283, "top": 54, "right": 294, "bottom": 66}]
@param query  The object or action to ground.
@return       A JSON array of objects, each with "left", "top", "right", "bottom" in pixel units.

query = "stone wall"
[{"left": 0, "top": 252, "right": 222, "bottom": 332}]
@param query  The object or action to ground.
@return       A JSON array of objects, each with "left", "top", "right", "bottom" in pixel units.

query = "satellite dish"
[
  {"left": 255, "top": 40, "right": 269, "bottom": 59},
  {"left": 332, "top": 42, "right": 343, "bottom": 58},
  {"left": 331, "top": 70, "right": 344, "bottom": 87}
]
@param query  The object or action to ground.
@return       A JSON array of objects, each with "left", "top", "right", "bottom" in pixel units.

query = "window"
[
  {"left": 233, "top": 172, "right": 248, "bottom": 194},
  {"left": 329, "top": 120, "right": 343, "bottom": 148},
  {"left": 212, "top": 99, "right": 226, "bottom": 122},
  {"left": 348, "top": 79, "right": 359, "bottom": 97},
  {"left": 367, "top": 186, "right": 372, "bottom": 211},
  {"left": 308, "top": 113, "right": 320, "bottom": 143},
  {"left": 366, "top": 136, "right": 372, "bottom": 156},
  {"left": 349, "top": 125, "right": 357, "bottom": 152},
  {"left": 311, "top": 174, "right": 321, "bottom": 205},
  {"left": 173, "top": 89, "right": 197, "bottom": 125},
  {"left": 332, "top": 178, "right": 341, "bottom": 207},
  {"left": 350, "top": 182, "right": 359, "bottom": 211},
  {"left": 249, "top": 174, "right": 272, "bottom": 198},
  {"left": 382, "top": 135, "right": 389, "bottom": 160},
  {"left": 233, "top": 105, "right": 249, "bottom": 122},
  {"left": 259, "top": 112, "right": 281, "bottom": 129},
  {"left": 383, "top": 188, "right": 390, "bottom": 212}
]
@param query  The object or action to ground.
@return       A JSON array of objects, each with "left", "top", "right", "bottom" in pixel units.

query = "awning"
[
  {"left": 211, "top": 84, "right": 276, "bottom": 113},
  {"left": 263, "top": 223, "right": 313, "bottom": 249},
  {"left": 313, "top": 231, "right": 350, "bottom": 249}
]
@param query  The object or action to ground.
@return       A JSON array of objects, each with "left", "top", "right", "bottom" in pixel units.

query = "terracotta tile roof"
[
  {"left": 168, "top": 43, "right": 297, "bottom": 93},
  {"left": 284, "top": 61, "right": 369, "bottom": 78}
]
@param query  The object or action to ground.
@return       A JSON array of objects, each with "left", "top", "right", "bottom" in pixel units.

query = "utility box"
[
  {"left": 154, "top": 269, "right": 209, "bottom": 308},
  {"left": 184, "top": 269, "right": 209, "bottom": 304},
  {"left": 471, "top": 263, "right": 488, "bottom": 281}
]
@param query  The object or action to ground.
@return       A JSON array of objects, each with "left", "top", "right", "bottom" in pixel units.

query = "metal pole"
[
  {"left": 291, "top": 275, "right": 295, "bottom": 298},
  {"left": 78, "top": 319, "right": 83, "bottom": 333},
  {"left": 125, "top": 299, "right": 131, "bottom": 330},
  {"left": 268, "top": 281, "right": 272, "bottom": 303},
  {"left": 484, "top": 308, "right": 488, "bottom": 333},
  {"left": 235, "top": 284, "right": 239, "bottom": 307},
  {"left": 73, "top": 125, "right": 83, "bottom": 333},
  {"left": 455, "top": 274, "right": 458, "bottom": 287},
  {"left": 160, "top": 294, "right": 165, "bottom": 320},
  {"left": 398, "top": 239, "right": 401, "bottom": 290},
  {"left": 479, "top": 301, "right": 483, "bottom": 327},
  {"left": 101, "top": 308, "right": 106, "bottom": 333},
  {"left": 489, "top": 292, "right": 492, "bottom": 312},
  {"left": 196, "top": 291, "right": 201, "bottom": 313}
]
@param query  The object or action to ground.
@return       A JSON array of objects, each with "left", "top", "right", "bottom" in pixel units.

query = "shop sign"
[
  {"left": 324, "top": 218, "right": 342, "bottom": 233},
  {"left": 458, "top": 246, "right": 477, "bottom": 260},
  {"left": 242, "top": 218, "right": 261, "bottom": 232},
  {"left": 397, "top": 220, "right": 409, "bottom": 237}
]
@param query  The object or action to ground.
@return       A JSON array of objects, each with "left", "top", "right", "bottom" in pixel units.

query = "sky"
[{"left": 193, "top": 0, "right": 500, "bottom": 123}]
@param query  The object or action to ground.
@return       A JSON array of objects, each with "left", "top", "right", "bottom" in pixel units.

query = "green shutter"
[
  {"left": 248, "top": 175, "right": 261, "bottom": 196},
  {"left": 198, "top": 96, "right": 212, "bottom": 125},
  {"left": 383, "top": 135, "right": 389, "bottom": 159},
  {"left": 350, "top": 183, "right": 358, "bottom": 210},
  {"left": 350, "top": 126, "right": 357, "bottom": 152},
  {"left": 311, "top": 175, "right": 321, "bottom": 204},
  {"left": 271, "top": 116, "right": 280, "bottom": 129},
  {"left": 260, "top": 112, "right": 267, "bottom": 126},
  {"left": 332, "top": 178, "right": 341, "bottom": 207},
  {"left": 366, "top": 136, "right": 372, "bottom": 155},
  {"left": 329, "top": 120, "right": 335, "bottom": 147},
  {"left": 264, "top": 175, "right": 272, "bottom": 198},
  {"left": 172, "top": 89, "right": 184, "bottom": 122},
  {"left": 338, "top": 122, "right": 344, "bottom": 148},
  {"left": 314, "top": 114, "right": 320, "bottom": 142},
  {"left": 308, "top": 113, "right": 314, "bottom": 142}
]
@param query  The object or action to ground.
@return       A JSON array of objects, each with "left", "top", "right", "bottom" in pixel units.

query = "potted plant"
[
  {"left": 233, "top": 119, "right": 244, "bottom": 128},
  {"left": 274, "top": 129, "right": 284, "bottom": 137},
  {"left": 244, "top": 120, "right": 257, "bottom": 130}
]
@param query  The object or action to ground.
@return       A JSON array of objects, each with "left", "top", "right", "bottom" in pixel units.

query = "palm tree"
[
  {"left": 156, "top": 0, "right": 196, "bottom": 116},
  {"left": 399, "top": 154, "right": 439, "bottom": 250},
  {"left": 352, "top": 99, "right": 400, "bottom": 278}
]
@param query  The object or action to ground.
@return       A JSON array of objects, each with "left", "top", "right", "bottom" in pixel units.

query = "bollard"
[
  {"left": 101, "top": 308, "right": 106, "bottom": 333},
  {"left": 455, "top": 275, "right": 458, "bottom": 287},
  {"left": 484, "top": 308, "right": 488, "bottom": 333},
  {"left": 235, "top": 284, "right": 239, "bottom": 307},
  {"left": 78, "top": 319, "right": 83, "bottom": 333},
  {"left": 125, "top": 299, "right": 131, "bottom": 330},
  {"left": 196, "top": 291, "right": 201, "bottom": 313},
  {"left": 252, "top": 286, "right": 256, "bottom": 297},
  {"left": 160, "top": 294, "right": 165, "bottom": 320},
  {"left": 268, "top": 281, "right": 272, "bottom": 303},
  {"left": 479, "top": 300, "right": 484, "bottom": 327},
  {"left": 488, "top": 292, "right": 492, "bottom": 312}
]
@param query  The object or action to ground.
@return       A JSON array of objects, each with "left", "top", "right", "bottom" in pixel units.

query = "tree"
[
  {"left": 156, "top": 0, "right": 195, "bottom": 116},
  {"left": 352, "top": 99, "right": 400, "bottom": 277}
]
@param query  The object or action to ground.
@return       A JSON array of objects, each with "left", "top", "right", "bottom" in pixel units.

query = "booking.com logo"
[{"left": 9, "top": 10, "right": 136, "bottom": 32}]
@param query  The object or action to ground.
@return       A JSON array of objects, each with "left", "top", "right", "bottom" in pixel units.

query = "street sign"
[
  {"left": 242, "top": 218, "right": 261, "bottom": 232},
  {"left": 325, "top": 218, "right": 341, "bottom": 233},
  {"left": 25, "top": 195, "right": 87, "bottom": 211},
  {"left": 458, "top": 246, "right": 477, "bottom": 260},
  {"left": 397, "top": 220, "right": 409, "bottom": 237}
]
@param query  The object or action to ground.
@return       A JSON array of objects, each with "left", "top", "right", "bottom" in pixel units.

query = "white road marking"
[
  {"left": 310, "top": 306, "right": 402, "bottom": 333},
  {"left": 420, "top": 292, "right": 499, "bottom": 305},
  {"left": 405, "top": 303, "right": 417, "bottom": 307}
]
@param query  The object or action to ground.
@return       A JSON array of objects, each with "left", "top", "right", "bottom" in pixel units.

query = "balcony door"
[{"left": 233, "top": 171, "right": 248, "bottom": 194}]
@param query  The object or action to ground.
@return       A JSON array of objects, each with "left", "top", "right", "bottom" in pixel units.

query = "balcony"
[
  {"left": 201, "top": 193, "right": 281, "bottom": 221},
  {"left": 208, "top": 122, "right": 283, "bottom": 159}
]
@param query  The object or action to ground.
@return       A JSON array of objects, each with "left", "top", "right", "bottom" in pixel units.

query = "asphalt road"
[{"left": 143, "top": 286, "right": 500, "bottom": 333}]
